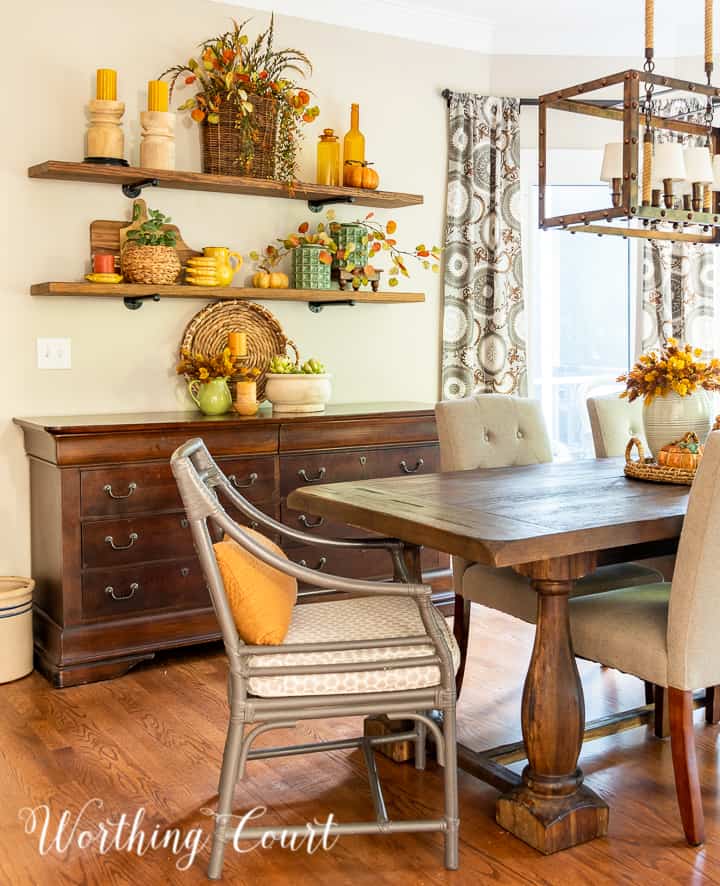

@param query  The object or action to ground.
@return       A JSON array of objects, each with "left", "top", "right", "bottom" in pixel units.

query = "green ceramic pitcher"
[{"left": 188, "top": 377, "right": 232, "bottom": 416}]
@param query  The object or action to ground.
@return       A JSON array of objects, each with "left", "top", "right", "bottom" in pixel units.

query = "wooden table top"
[{"left": 288, "top": 458, "right": 691, "bottom": 568}]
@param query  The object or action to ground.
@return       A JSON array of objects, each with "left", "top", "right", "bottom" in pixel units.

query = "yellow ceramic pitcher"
[{"left": 203, "top": 247, "right": 243, "bottom": 287}]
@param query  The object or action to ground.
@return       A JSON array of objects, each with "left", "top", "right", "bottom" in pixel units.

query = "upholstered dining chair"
[
  {"left": 435, "top": 394, "right": 663, "bottom": 697},
  {"left": 568, "top": 430, "right": 720, "bottom": 846},
  {"left": 584, "top": 393, "right": 720, "bottom": 735},
  {"left": 171, "top": 438, "right": 459, "bottom": 879}
]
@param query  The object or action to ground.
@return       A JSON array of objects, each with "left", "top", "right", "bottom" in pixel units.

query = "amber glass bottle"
[
  {"left": 316, "top": 128, "right": 341, "bottom": 186},
  {"left": 343, "top": 104, "right": 365, "bottom": 185}
]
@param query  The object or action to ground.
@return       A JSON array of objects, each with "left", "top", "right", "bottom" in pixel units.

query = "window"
[{"left": 523, "top": 151, "right": 635, "bottom": 459}]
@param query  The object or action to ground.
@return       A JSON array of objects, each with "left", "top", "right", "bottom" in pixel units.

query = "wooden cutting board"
[{"left": 89, "top": 198, "right": 200, "bottom": 271}]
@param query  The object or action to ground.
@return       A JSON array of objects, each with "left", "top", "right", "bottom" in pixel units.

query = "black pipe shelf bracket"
[
  {"left": 121, "top": 177, "right": 160, "bottom": 199},
  {"left": 308, "top": 299, "right": 356, "bottom": 313},
  {"left": 307, "top": 195, "right": 355, "bottom": 213},
  {"left": 123, "top": 293, "right": 161, "bottom": 310}
]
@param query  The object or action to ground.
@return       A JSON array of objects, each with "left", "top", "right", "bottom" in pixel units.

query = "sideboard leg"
[{"left": 496, "top": 555, "right": 609, "bottom": 854}]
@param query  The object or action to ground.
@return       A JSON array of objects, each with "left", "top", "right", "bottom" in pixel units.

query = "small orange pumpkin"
[
  {"left": 361, "top": 163, "right": 379, "bottom": 190},
  {"left": 657, "top": 432, "right": 704, "bottom": 470},
  {"left": 343, "top": 160, "right": 364, "bottom": 188},
  {"left": 268, "top": 272, "right": 289, "bottom": 289}
]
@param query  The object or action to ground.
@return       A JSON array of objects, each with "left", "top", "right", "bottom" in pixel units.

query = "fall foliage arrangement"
[
  {"left": 618, "top": 338, "right": 720, "bottom": 404},
  {"left": 161, "top": 17, "right": 319, "bottom": 183},
  {"left": 248, "top": 211, "right": 441, "bottom": 288},
  {"left": 176, "top": 348, "right": 237, "bottom": 381}
]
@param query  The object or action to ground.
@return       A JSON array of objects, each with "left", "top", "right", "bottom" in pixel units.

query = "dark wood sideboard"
[{"left": 14, "top": 403, "right": 450, "bottom": 687}]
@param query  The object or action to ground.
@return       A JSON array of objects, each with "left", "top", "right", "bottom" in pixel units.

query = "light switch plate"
[{"left": 37, "top": 338, "right": 71, "bottom": 370}]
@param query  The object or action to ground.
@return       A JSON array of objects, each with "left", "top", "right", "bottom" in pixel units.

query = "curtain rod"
[
  {"left": 440, "top": 88, "right": 703, "bottom": 111},
  {"left": 440, "top": 89, "right": 617, "bottom": 109}
]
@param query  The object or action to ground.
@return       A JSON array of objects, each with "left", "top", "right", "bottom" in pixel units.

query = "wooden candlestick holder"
[
  {"left": 139, "top": 111, "right": 176, "bottom": 170},
  {"left": 85, "top": 99, "right": 127, "bottom": 166}
]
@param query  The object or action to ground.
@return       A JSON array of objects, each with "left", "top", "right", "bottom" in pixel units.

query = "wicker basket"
[
  {"left": 121, "top": 245, "right": 181, "bottom": 284},
  {"left": 624, "top": 436, "right": 697, "bottom": 485},
  {"left": 180, "top": 300, "right": 298, "bottom": 402},
  {"left": 201, "top": 95, "right": 278, "bottom": 179}
]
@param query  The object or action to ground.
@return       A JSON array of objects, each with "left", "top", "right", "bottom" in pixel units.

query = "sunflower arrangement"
[
  {"left": 618, "top": 338, "right": 720, "bottom": 404},
  {"left": 161, "top": 16, "right": 319, "bottom": 183},
  {"left": 176, "top": 348, "right": 236, "bottom": 381}
]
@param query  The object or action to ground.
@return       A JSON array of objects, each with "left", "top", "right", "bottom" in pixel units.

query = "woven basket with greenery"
[
  {"left": 201, "top": 95, "right": 277, "bottom": 178},
  {"left": 161, "top": 16, "right": 319, "bottom": 184}
]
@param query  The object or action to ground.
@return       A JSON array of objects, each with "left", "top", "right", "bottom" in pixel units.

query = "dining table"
[{"left": 287, "top": 456, "right": 691, "bottom": 854}]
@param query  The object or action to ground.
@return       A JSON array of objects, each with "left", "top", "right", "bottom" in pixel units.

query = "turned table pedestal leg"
[{"left": 496, "top": 554, "right": 609, "bottom": 854}]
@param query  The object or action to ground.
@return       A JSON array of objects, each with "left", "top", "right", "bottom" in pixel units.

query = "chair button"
[
  {"left": 483, "top": 433, "right": 490, "bottom": 442},
  {"left": 516, "top": 430, "right": 524, "bottom": 439}
]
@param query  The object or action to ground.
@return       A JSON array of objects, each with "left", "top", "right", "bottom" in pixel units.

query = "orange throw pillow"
[{"left": 213, "top": 528, "right": 297, "bottom": 645}]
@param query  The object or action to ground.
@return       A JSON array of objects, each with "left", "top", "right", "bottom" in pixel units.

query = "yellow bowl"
[
  {"left": 85, "top": 273, "right": 124, "bottom": 284},
  {"left": 186, "top": 278, "right": 220, "bottom": 287}
]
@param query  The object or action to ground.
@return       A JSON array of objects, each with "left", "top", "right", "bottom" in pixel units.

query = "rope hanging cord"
[
  {"left": 706, "top": 0, "right": 714, "bottom": 70},
  {"left": 642, "top": 0, "right": 655, "bottom": 205}
]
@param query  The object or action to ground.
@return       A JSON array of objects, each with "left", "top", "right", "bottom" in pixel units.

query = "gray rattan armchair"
[{"left": 171, "top": 438, "right": 459, "bottom": 879}]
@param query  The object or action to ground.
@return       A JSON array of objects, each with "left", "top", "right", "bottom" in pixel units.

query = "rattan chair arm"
[
  {"left": 213, "top": 504, "right": 430, "bottom": 597},
  {"left": 218, "top": 473, "right": 405, "bottom": 549}
]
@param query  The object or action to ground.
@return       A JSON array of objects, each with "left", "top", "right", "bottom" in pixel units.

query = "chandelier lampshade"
[
  {"left": 712, "top": 154, "right": 720, "bottom": 190},
  {"left": 684, "top": 146, "right": 713, "bottom": 183},
  {"left": 653, "top": 143, "right": 687, "bottom": 182},
  {"left": 600, "top": 143, "right": 624, "bottom": 181}
]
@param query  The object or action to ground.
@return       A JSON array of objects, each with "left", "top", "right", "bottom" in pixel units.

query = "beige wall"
[
  {"left": 1, "top": 0, "right": 708, "bottom": 574},
  {"left": 2, "top": 0, "right": 490, "bottom": 574}
]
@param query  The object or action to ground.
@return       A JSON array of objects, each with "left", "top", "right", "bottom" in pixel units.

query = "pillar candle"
[
  {"left": 228, "top": 332, "right": 247, "bottom": 357},
  {"left": 96, "top": 69, "right": 117, "bottom": 101},
  {"left": 147, "top": 80, "right": 169, "bottom": 112}
]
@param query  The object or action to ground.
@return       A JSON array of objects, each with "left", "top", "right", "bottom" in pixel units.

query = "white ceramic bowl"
[{"left": 264, "top": 373, "right": 332, "bottom": 413}]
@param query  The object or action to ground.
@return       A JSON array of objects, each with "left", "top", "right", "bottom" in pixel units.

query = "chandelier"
[{"left": 539, "top": 0, "right": 720, "bottom": 244}]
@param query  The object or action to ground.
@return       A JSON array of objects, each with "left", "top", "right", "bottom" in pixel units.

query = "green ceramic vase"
[{"left": 188, "top": 377, "right": 232, "bottom": 415}]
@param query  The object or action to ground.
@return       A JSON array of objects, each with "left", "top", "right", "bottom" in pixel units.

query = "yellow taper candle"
[
  {"left": 96, "top": 69, "right": 117, "bottom": 101},
  {"left": 228, "top": 331, "right": 247, "bottom": 357},
  {"left": 147, "top": 80, "right": 169, "bottom": 112}
]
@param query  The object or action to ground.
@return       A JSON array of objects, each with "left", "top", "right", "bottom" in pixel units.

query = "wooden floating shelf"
[
  {"left": 28, "top": 161, "right": 424, "bottom": 210},
  {"left": 31, "top": 282, "right": 425, "bottom": 305}
]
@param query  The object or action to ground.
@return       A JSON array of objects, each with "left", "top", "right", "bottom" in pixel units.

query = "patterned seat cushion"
[{"left": 247, "top": 595, "right": 460, "bottom": 698}]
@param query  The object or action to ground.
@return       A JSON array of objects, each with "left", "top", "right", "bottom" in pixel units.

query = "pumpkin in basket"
[{"left": 657, "top": 432, "right": 704, "bottom": 470}]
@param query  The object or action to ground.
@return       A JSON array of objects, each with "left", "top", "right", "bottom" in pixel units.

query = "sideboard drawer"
[
  {"left": 81, "top": 455, "right": 278, "bottom": 517},
  {"left": 279, "top": 450, "right": 368, "bottom": 498},
  {"left": 82, "top": 513, "right": 195, "bottom": 568},
  {"left": 82, "top": 558, "right": 210, "bottom": 620},
  {"left": 280, "top": 500, "right": 372, "bottom": 546},
  {"left": 280, "top": 415, "right": 438, "bottom": 452},
  {"left": 289, "top": 544, "right": 443, "bottom": 582},
  {"left": 367, "top": 444, "right": 440, "bottom": 479}
]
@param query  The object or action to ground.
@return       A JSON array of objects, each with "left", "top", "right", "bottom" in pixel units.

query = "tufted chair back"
[
  {"left": 435, "top": 395, "right": 552, "bottom": 472},
  {"left": 435, "top": 395, "right": 552, "bottom": 587},
  {"left": 586, "top": 394, "right": 647, "bottom": 458}
]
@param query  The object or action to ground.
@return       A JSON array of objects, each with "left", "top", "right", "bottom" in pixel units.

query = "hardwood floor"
[{"left": 1, "top": 605, "right": 719, "bottom": 885}]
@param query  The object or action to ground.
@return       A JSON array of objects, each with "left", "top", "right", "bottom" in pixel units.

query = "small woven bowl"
[{"left": 121, "top": 245, "right": 181, "bottom": 284}]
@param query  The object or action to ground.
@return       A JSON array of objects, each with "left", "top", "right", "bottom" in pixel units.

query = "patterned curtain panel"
[
  {"left": 441, "top": 93, "right": 527, "bottom": 398},
  {"left": 639, "top": 98, "right": 715, "bottom": 357}
]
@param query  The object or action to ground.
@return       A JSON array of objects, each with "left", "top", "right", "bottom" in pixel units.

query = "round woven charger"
[{"left": 180, "top": 300, "right": 298, "bottom": 402}]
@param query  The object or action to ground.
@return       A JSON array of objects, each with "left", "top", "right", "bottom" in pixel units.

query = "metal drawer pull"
[
  {"left": 298, "top": 467, "right": 326, "bottom": 483},
  {"left": 400, "top": 457, "right": 425, "bottom": 474},
  {"left": 103, "top": 481, "right": 137, "bottom": 500},
  {"left": 298, "top": 556, "right": 327, "bottom": 571},
  {"left": 229, "top": 472, "right": 258, "bottom": 489},
  {"left": 105, "top": 582, "right": 139, "bottom": 601},
  {"left": 104, "top": 532, "right": 139, "bottom": 551},
  {"left": 180, "top": 567, "right": 190, "bottom": 577},
  {"left": 298, "top": 514, "right": 324, "bottom": 528},
  {"left": 180, "top": 518, "right": 189, "bottom": 529}
]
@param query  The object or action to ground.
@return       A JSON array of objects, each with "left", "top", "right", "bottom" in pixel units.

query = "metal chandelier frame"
[{"left": 538, "top": 0, "right": 720, "bottom": 244}]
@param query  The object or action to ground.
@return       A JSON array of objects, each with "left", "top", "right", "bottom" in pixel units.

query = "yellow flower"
[
  {"left": 198, "top": 367, "right": 209, "bottom": 380},
  {"left": 695, "top": 348, "right": 703, "bottom": 357}
]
